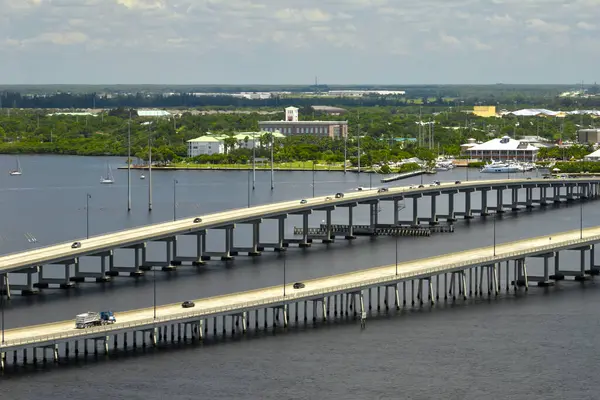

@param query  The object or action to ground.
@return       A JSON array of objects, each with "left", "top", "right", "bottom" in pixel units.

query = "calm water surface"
[{"left": 1, "top": 155, "right": 599, "bottom": 399}]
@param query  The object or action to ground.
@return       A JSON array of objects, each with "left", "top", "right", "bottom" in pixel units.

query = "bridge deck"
[
  {"left": 0, "top": 177, "right": 597, "bottom": 273},
  {"left": 2, "top": 226, "right": 599, "bottom": 349}
]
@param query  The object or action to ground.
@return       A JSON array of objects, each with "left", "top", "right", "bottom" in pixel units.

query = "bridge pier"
[
  {"left": 72, "top": 251, "right": 113, "bottom": 282},
  {"left": 172, "top": 230, "right": 206, "bottom": 266},
  {"left": 34, "top": 260, "right": 77, "bottom": 289},
  {"left": 10, "top": 267, "right": 40, "bottom": 295},
  {"left": 496, "top": 188, "right": 505, "bottom": 213},
  {"left": 107, "top": 244, "right": 145, "bottom": 277}
]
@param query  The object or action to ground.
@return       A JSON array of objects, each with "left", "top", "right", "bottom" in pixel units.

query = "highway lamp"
[
  {"left": 173, "top": 179, "right": 178, "bottom": 221},
  {"left": 86, "top": 193, "right": 91, "bottom": 239},
  {"left": 369, "top": 172, "right": 372, "bottom": 190},
  {"left": 247, "top": 169, "right": 251, "bottom": 208}
]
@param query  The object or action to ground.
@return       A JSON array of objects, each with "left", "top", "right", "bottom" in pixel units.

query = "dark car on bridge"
[
  {"left": 193, "top": 217, "right": 202, "bottom": 223},
  {"left": 182, "top": 301, "right": 195, "bottom": 308},
  {"left": 293, "top": 282, "right": 305, "bottom": 289},
  {"left": 71, "top": 242, "right": 81, "bottom": 249},
  {"left": 335, "top": 193, "right": 344, "bottom": 198}
]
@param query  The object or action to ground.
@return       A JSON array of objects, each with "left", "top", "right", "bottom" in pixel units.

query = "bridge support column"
[
  {"left": 251, "top": 222, "right": 261, "bottom": 255},
  {"left": 107, "top": 244, "right": 145, "bottom": 277},
  {"left": 369, "top": 201, "right": 379, "bottom": 232},
  {"left": 412, "top": 197, "right": 418, "bottom": 225},
  {"left": 300, "top": 213, "right": 311, "bottom": 248},
  {"left": 514, "top": 258, "right": 529, "bottom": 290},
  {"left": 550, "top": 251, "right": 564, "bottom": 280},
  {"left": 480, "top": 189, "right": 489, "bottom": 215},
  {"left": 526, "top": 187, "right": 534, "bottom": 208},
  {"left": 540, "top": 187, "right": 548, "bottom": 206},
  {"left": 464, "top": 190, "right": 473, "bottom": 219},
  {"left": 496, "top": 189, "right": 504, "bottom": 213},
  {"left": 588, "top": 245, "right": 599, "bottom": 275},
  {"left": 537, "top": 255, "right": 555, "bottom": 287},
  {"left": 429, "top": 194, "right": 438, "bottom": 225},
  {"left": 575, "top": 248, "right": 592, "bottom": 281},
  {"left": 320, "top": 209, "right": 333, "bottom": 243},
  {"left": 553, "top": 187, "right": 560, "bottom": 203},
  {"left": 346, "top": 205, "right": 356, "bottom": 239},
  {"left": 0, "top": 273, "right": 10, "bottom": 299},
  {"left": 511, "top": 188, "right": 519, "bottom": 211},
  {"left": 447, "top": 193, "right": 455, "bottom": 221}
]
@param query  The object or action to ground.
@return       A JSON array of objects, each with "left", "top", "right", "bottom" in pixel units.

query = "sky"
[{"left": 1, "top": 0, "right": 599, "bottom": 85}]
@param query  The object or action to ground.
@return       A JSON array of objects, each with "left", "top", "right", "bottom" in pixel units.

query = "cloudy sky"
[{"left": 1, "top": 0, "right": 599, "bottom": 85}]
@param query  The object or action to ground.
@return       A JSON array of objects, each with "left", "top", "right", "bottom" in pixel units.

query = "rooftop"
[
  {"left": 187, "top": 136, "right": 222, "bottom": 143},
  {"left": 467, "top": 136, "right": 539, "bottom": 152}
]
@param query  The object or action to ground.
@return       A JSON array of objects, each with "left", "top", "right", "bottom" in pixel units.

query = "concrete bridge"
[
  {"left": 0, "top": 177, "right": 598, "bottom": 297},
  {"left": 1, "top": 226, "right": 600, "bottom": 371}
]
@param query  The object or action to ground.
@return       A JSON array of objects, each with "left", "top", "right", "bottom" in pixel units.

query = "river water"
[{"left": 1, "top": 155, "right": 600, "bottom": 399}]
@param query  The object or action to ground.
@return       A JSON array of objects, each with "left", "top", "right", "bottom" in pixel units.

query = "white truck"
[{"left": 75, "top": 311, "right": 116, "bottom": 329}]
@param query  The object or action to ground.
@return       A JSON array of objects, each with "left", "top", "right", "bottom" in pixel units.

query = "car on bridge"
[
  {"left": 455, "top": 180, "right": 461, "bottom": 184},
  {"left": 193, "top": 217, "right": 202, "bottom": 223},
  {"left": 335, "top": 193, "right": 344, "bottom": 198},
  {"left": 181, "top": 300, "right": 195, "bottom": 308},
  {"left": 293, "top": 282, "right": 305, "bottom": 289},
  {"left": 71, "top": 242, "right": 81, "bottom": 249},
  {"left": 300, "top": 199, "right": 308, "bottom": 204},
  {"left": 325, "top": 196, "right": 333, "bottom": 201},
  {"left": 377, "top": 187, "right": 389, "bottom": 193}
]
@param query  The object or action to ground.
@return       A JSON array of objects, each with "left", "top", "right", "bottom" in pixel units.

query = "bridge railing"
[{"left": 2, "top": 234, "right": 599, "bottom": 349}]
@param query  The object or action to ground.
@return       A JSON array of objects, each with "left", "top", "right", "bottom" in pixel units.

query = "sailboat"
[
  {"left": 100, "top": 162, "right": 114, "bottom": 184},
  {"left": 9, "top": 157, "right": 22, "bottom": 176},
  {"left": 140, "top": 172, "right": 146, "bottom": 180}
]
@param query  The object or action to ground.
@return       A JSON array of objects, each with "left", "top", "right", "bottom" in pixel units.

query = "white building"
[
  {"left": 464, "top": 136, "right": 539, "bottom": 162},
  {"left": 187, "top": 136, "right": 224, "bottom": 157},
  {"left": 137, "top": 109, "right": 172, "bottom": 118},
  {"left": 584, "top": 149, "right": 600, "bottom": 161}
]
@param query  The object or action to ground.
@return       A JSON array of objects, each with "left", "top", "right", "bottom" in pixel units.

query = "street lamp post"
[
  {"left": 173, "top": 179, "right": 178, "bottom": 221},
  {"left": 247, "top": 169, "right": 251, "bottom": 207},
  {"left": 86, "top": 193, "right": 91, "bottom": 239}
]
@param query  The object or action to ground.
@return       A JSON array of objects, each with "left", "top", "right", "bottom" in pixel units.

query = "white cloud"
[
  {"left": 576, "top": 21, "right": 596, "bottom": 30},
  {"left": 0, "top": 0, "right": 599, "bottom": 83}
]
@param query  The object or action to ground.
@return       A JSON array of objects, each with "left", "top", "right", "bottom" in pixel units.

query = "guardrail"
[{"left": 2, "top": 232, "right": 599, "bottom": 349}]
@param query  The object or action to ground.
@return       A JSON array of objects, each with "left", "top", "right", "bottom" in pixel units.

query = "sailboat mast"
[
  {"left": 127, "top": 112, "right": 131, "bottom": 211},
  {"left": 148, "top": 131, "right": 153, "bottom": 212}
]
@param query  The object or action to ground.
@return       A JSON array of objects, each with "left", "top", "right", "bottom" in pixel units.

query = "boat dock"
[{"left": 380, "top": 170, "right": 431, "bottom": 183}]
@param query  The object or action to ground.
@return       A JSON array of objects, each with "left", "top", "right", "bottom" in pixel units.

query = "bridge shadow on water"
[{"left": 1, "top": 278, "right": 596, "bottom": 379}]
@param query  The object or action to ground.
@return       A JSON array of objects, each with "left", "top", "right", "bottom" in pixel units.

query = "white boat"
[
  {"left": 9, "top": 157, "right": 22, "bottom": 176},
  {"left": 140, "top": 174, "right": 146, "bottom": 180},
  {"left": 480, "top": 160, "right": 521, "bottom": 173},
  {"left": 435, "top": 158, "right": 455, "bottom": 171},
  {"left": 100, "top": 163, "right": 114, "bottom": 184}
]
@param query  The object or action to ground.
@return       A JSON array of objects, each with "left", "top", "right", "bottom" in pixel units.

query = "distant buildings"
[
  {"left": 259, "top": 107, "right": 348, "bottom": 139},
  {"left": 137, "top": 109, "right": 172, "bottom": 118},
  {"left": 578, "top": 129, "right": 600, "bottom": 145},
  {"left": 186, "top": 131, "right": 285, "bottom": 157},
  {"left": 463, "top": 136, "right": 539, "bottom": 161},
  {"left": 187, "top": 136, "right": 224, "bottom": 157},
  {"left": 472, "top": 106, "right": 497, "bottom": 118}
]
